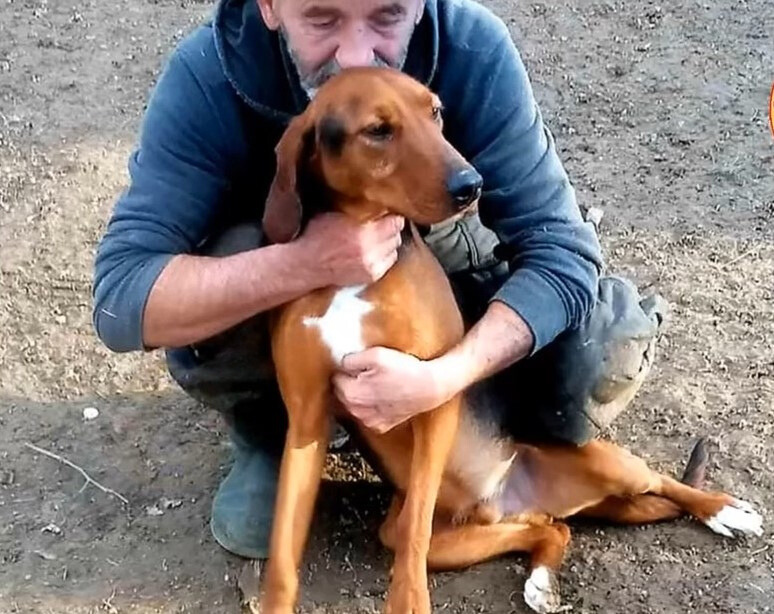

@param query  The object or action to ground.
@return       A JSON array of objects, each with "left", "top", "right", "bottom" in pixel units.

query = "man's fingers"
[
  {"left": 383, "top": 214, "right": 405, "bottom": 235},
  {"left": 373, "top": 214, "right": 405, "bottom": 241},
  {"left": 389, "top": 229, "right": 403, "bottom": 252},
  {"left": 364, "top": 249, "right": 397, "bottom": 282},
  {"left": 374, "top": 232, "right": 401, "bottom": 265},
  {"left": 340, "top": 348, "right": 381, "bottom": 374},
  {"left": 374, "top": 250, "right": 398, "bottom": 280},
  {"left": 331, "top": 373, "right": 349, "bottom": 401}
]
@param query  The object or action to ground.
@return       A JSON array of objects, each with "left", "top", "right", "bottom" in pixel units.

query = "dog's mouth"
[{"left": 445, "top": 199, "right": 480, "bottom": 223}]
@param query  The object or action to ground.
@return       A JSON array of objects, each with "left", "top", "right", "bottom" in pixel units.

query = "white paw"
[
  {"left": 704, "top": 498, "right": 763, "bottom": 538},
  {"left": 524, "top": 566, "right": 563, "bottom": 614}
]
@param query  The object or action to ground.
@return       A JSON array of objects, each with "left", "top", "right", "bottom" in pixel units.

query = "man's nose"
[{"left": 335, "top": 25, "right": 376, "bottom": 68}]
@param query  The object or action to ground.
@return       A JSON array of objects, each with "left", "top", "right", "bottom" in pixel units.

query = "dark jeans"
[{"left": 166, "top": 216, "right": 662, "bottom": 453}]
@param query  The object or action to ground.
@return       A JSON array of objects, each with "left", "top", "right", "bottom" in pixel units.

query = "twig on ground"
[
  {"left": 194, "top": 422, "right": 218, "bottom": 434},
  {"left": 102, "top": 587, "right": 118, "bottom": 614},
  {"left": 24, "top": 442, "right": 129, "bottom": 505},
  {"left": 725, "top": 247, "right": 757, "bottom": 268}
]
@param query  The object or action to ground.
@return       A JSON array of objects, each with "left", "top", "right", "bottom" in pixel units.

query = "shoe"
[
  {"left": 210, "top": 428, "right": 280, "bottom": 560},
  {"left": 210, "top": 416, "right": 352, "bottom": 559},
  {"left": 584, "top": 276, "right": 670, "bottom": 432}
]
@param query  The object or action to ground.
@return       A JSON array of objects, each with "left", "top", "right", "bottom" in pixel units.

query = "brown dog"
[{"left": 258, "top": 67, "right": 763, "bottom": 614}]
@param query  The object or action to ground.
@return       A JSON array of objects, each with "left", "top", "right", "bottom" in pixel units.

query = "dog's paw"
[
  {"left": 704, "top": 498, "right": 763, "bottom": 538},
  {"left": 523, "top": 566, "right": 562, "bottom": 614}
]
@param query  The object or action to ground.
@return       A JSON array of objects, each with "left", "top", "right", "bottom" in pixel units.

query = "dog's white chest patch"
[{"left": 303, "top": 285, "right": 374, "bottom": 365}]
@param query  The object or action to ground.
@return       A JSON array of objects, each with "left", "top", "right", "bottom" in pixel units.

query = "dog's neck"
[{"left": 297, "top": 168, "right": 425, "bottom": 255}]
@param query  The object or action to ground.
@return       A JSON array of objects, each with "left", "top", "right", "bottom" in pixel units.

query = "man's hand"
[
  {"left": 296, "top": 212, "right": 405, "bottom": 287},
  {"left": 332, "top": 347, "right": 454, "bottom": 434},
  {"left": 332, "top": 301, "right": 534, "bottom": 434}
]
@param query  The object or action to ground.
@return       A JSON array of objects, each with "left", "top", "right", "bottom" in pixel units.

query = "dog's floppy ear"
[{"left": 263, "top": 113, "right": 315, "bottom": 244}]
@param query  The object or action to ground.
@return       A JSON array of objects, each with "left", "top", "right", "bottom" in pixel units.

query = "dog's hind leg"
[
  {"left": 577, "top": 438, "right": 706, "bottom": 524},
  {"left": 575, "top": 439, "right": 763, "bottom": 538},
  {"left": 380, "top": 509, "right": 570, "bottom": 614},
  {"left": 577, "top": 493, "right": 683, "bottom": 523},
  {"left": 433, "top": 520, "right": 571, "bottom": 614}
]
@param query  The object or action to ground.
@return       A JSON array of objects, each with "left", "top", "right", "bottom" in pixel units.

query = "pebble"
[{"left": 82, "top": 406, "right": 99, "bottom": 420}]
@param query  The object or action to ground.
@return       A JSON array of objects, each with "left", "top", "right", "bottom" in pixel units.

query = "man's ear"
[
  {"left": 263, "top": 113, "right": 315, "bottom": 244},
  {"left": 257, "top": 0, "right": 281, "bottom": 30}
]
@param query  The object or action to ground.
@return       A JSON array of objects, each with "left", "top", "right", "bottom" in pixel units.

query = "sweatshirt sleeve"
[
  {"left": 92, "top": 43, "right": 236, "bottom": 353},
  {"left": 443, "top": 17, "right": 604, "bottom": 354}
]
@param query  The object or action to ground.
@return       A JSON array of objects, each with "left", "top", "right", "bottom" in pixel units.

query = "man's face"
[{"left": 258, "top": 0, "right": 424, "bottom": 98}]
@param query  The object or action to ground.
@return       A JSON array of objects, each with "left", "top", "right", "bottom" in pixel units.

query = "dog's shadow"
[
  {"left": 296, "top": 476, "right": 555, "bottom": 611},
  {"left": 292, "top": 477, "right": 396, "bottom": 603}
]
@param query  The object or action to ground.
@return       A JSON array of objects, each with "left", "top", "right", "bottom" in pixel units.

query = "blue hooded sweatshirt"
[{"left": 92, "top": 0, "right": 603, "bottom": 355}]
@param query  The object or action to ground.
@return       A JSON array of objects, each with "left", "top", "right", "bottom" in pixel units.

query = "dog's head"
[{"left": 262, "top": 66, "right": 483, "bottom": 243}]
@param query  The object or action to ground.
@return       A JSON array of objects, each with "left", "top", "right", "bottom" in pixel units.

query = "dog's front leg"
[
  {"left": 260, "top": 387, "right": 331, "bottom": 614},
  {"left": 385, "top": 396, "right": 460, "bottom": 614}
]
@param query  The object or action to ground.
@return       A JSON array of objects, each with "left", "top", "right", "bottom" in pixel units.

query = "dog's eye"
[
  {"left": 432, "top": 104, "right": 443, "bottom": 122},
  {"left": 363, "top": 122, "right": 393, "bottom": 141}
]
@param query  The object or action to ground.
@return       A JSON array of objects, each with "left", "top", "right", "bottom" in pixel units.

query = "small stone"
[
  {"left": 33, "top": 550, "right": 57, "bottom": 561},
  {"left": 585, "top": 206, "right": 605, "bottom": 228},
  {"left": 160, "top": 497, "right": 183, "bottom": 510},
  {"left": 356, "top": 597, "right": 377, "bottom": 612},
  {"left": 82, "top": 407, "right": 99, "bottom": 420}
]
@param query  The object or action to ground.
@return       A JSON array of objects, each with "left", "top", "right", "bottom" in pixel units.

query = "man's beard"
[{"left": 280, "top": 27, "right": 413, "bottom": 100}]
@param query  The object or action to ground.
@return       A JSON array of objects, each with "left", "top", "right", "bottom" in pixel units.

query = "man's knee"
[
  {"left": 493, "top": 275, "right": 668, "bottom": 445},
  {"left": 165, "top": 341, "right": 275, "bottom": 413},
  {"left": 165, "top": 340, "right": 288, "bottom": 454}
]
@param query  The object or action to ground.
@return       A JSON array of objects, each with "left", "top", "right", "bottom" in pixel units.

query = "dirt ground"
[{"left": 1, "top": 0, "right": 773, "bottom": 612}]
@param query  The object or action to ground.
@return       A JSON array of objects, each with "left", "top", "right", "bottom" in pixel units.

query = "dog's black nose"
[{"left": 447, "top": 168, "right": 483, "bottom": 209}]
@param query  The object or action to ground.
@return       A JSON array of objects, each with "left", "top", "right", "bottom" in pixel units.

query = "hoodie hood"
[{"left": 212, "top": 0, "right": 440, "bottom": 123}]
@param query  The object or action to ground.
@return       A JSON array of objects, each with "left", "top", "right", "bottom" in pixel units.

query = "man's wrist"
[
  {"left": 427, "top": 350, "right": 473, "bottom": 405},
  {"left": 426, "top": 301, "right": 534, "bottom": 403},
  {"left": 274, "top": 238, "right": 327, "bottom": 292}
]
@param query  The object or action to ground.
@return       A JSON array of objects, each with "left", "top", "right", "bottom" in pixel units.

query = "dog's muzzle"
[{"left": 447, "top": 167, "right": 483, "bottom": 210}]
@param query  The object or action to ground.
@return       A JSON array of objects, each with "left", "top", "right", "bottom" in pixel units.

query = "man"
[{"left": 92, "top": 0, "right": 664, "bottom": 560}]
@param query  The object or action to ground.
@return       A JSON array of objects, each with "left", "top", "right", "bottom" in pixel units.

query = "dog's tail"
[{"left": 680, "top": 437, "right": 710, "bottom": 488}]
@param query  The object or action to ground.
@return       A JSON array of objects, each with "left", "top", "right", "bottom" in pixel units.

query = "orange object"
[{"left": 769, "top": 81, "right": 774, "bottom": 138}]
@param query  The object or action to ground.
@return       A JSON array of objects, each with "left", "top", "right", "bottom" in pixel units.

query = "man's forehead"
[{"left": 288, "top": 0, "right": 418, "bottom": 14}]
